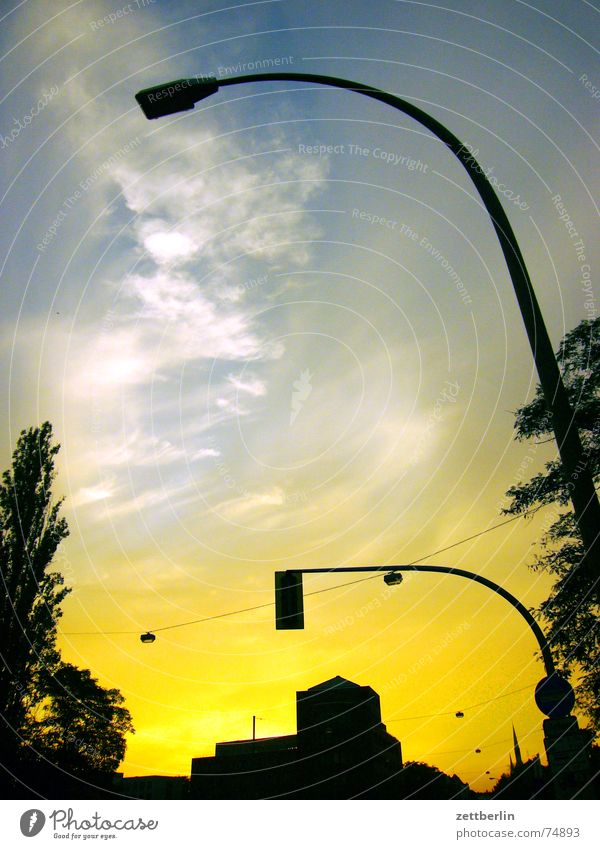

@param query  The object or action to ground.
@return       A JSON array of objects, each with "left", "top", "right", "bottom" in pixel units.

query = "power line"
[
  {"left": 421, "top": 738, "right": 513, "bottom": 758},
  {"left": 408, "top": 507, "right": 540, "bottom": 565},
  {"left": 386, "top": 682, "right": 536, "bottom": 722},
  {"left": 60, "top": 575, "right": 382, "bottom": 635},
  {"left": 60, "top": 508, "right": 540, "bottom": 637},
  {"left": 418, "top": 725, "right": 542, "bottom": 760}
]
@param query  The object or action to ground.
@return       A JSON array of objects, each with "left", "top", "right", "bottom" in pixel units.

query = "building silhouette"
[
  {"left": 191, "top": 676, "right": 402, "bottom": 798},
  {"left": 112, "top": 773, "right": 188, "bottom": 799}
]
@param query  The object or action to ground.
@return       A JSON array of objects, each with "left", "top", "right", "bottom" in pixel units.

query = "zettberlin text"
[{"left": 456, "top": 812, "right": 515, "bottom": 820}]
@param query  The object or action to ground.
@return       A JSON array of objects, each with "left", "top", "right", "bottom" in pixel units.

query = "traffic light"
[{"left": 275, "top": 571, "right": 304, "bottom": 629}]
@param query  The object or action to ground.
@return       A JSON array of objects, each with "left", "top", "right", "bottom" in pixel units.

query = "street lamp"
[
  {"left": 273, "top": 563, "right": 591, "bottom": 792},
  {"left": 274, "top": 564, "right": 557, "bottom": 681},
  {"left": 135, "top": 73, "right": 599, "bottom": 579},
  {"left": 140, "top": 631, "right": 156, "bottom": 643},
  {"left": 275, "top": 564, "right": 589, "bottom": 798},
  {"left": 384, "top": 572, "right": 404, "bottom": 586}
]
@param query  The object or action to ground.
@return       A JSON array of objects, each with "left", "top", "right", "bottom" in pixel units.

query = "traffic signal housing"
[{"left": 275, "top": 571, "right": 304, "bottom": 629}]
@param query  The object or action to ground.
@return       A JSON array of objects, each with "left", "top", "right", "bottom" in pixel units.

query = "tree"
[
  {"left": 26, "top": 663, "right": 134, "bottom": 778},
  {"left": 502, "top": 316, "right": 599, "bottom": 731},
  {"left": 397, "top": 761, "right": 473, "bottom": 799},
  {"left": 490, "top": 757, "right": 551, "bottom": 800},
  {"left": 0, "top": 423, "right": 134, "bottom": 795},
  {"left": 0, "top": 423, "right": 69, "bottom": 747}
]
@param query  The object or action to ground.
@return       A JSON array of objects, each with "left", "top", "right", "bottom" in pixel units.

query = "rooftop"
[{"left": 305, "top": 676, "right": 364, "bottom": 692}]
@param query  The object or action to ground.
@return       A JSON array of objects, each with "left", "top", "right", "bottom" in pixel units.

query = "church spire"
[{"left": 512, "top": 724, "right": 523, "bottom": 768}]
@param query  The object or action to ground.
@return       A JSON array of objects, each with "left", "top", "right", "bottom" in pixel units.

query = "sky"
[{"left": 0, "top": 0, "right": 598, "bottom": 794}]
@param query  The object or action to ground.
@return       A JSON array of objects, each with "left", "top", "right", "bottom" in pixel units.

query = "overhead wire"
[
  {"left": 61, "top": 574, "right": 383, "bottom": 636},
  {"left": 416, "top": 724, "right": 543, "bottom": 761},
  {"left": 60, "top": 507, "right": 541, "bottom": 636},
  {"left": 385, "top": 682, "right": 536, "bottom": 722}
]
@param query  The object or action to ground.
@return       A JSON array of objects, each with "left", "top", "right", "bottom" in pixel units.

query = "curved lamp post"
[
  {"left": 275, "top": 564, "right": 555, "bottom": 677},
  {"left": 134, "top": 73, "right": 599, "bottom": 578},
  {"left": 275, "top": 565, "right": 578, "bottom": 723},
  {"left": 275, "top": 564, "right": 587, "bottom": 790}
]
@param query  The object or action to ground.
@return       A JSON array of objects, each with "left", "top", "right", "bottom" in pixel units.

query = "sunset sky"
[{"left": 1, "top": 0, "right": 598, "bottom": 794}]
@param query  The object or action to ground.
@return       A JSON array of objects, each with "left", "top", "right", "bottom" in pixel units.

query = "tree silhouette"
[
  {"left": 26, "top": 663, "right": 134, "bottom": 778},
  {"left": 490, "top": 757, "right": 551, "bottom": 800},
  {"left": 0, "top": 423, "right": 133, "bottom": 796},
  {"left": 398, "top": 761, "right": 473, "bottom": 799},
  {"left": 0, "top": 423, "right": 69, "bottom": 753},
  {"left": 502, "top": 316, "right": 599, "bottom": 731}
]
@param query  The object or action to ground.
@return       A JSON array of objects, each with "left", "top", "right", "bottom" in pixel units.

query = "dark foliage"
[
  {"left": 26, "top": 663, "right": 134, "bottom": 777},
  {"left": 0, "top": 423, "right": 133, "bottom": 797},
  {"left": 502, "top": 317, "right": 599, "bottom": 731},
  {"left": 0, "top": 423, "right": 69, "bottom": 741},
  {"left": 397, "top": 761, "right": 473, "bottom": 799},
  {"left": 490, "top": 757, "right": 552, "bottom": 800}
]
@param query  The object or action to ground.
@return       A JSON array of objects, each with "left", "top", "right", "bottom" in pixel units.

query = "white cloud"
[
  {"left": 227, "top": 374, "right": 267, "bottom": 397},
  {"left": 123, "top": 270, "right": 267, "bottom": 364},
  {"left": 192, "top": 447, "right": 221, "bottom": 460},
  {"left": 102, "top": 482, "right": 193, "bottom": 520},
  {"left": 100, "top": 430, "right": 186, "bottom": 468},
  {"left": 214, "top": 488, "right": 287, "bottom": 521},
  {"left": 83, "top": 326, "right": 150, "bottom": 388},
  {"left": 14, "top": 37, "right": 331, "bottom": 539},
  {"left": 111, "top": 133, "right": 327, "bottom": 271},
  {"left": 141, "top": 227, "right": 197, "bottom": 264},
  {"left": 71, "top": 485, "right": 114, "bottom": 507}
]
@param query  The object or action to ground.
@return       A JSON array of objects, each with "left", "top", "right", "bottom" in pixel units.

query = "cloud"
[
  {"left": 54, "top": 118, "right": 328, "bottom": 534},
  {"left": 122, "top": 269, "right": 270, "bottom": 366},
  {"left": 98, "top": 430, "right": 187, "bottom": 468},
  {"left": 100, "top": 481, "right": 194, "bottom": 520},
  {"left": 192, "top": 447, "right": 220, "bottom": 460},
  {"left": 111, "top": 132, "right": 327, "bottom": 272},
  {"left": 70, "top": 484, "right": 115, "bottom": 508},
  {"left": 227, "top": 374, "right": 267, "bottom": 397},
  {"left": 139, "top": 222, "right": 198, "bottom": 264},
  {"left": 214, "top": 488, "right": 287, "bottom": 522},
  {"left": 5, "top": 7, "right": 335, "bottom": 539}
]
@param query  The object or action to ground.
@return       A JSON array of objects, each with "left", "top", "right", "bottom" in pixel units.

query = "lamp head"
[
  {"left": 140, "top": 631, "right": 156, "bottom": 643},
  {"left": 383, "top": 572, "right": 403, "bottom": 586},
  {"left": 135, "top": 77, "right": 219, "bottom": 119}
]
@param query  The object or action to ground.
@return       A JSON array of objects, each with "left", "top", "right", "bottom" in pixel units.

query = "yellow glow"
[{"left": 57, "top": 502, "right": 568, "bottom": 794}]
